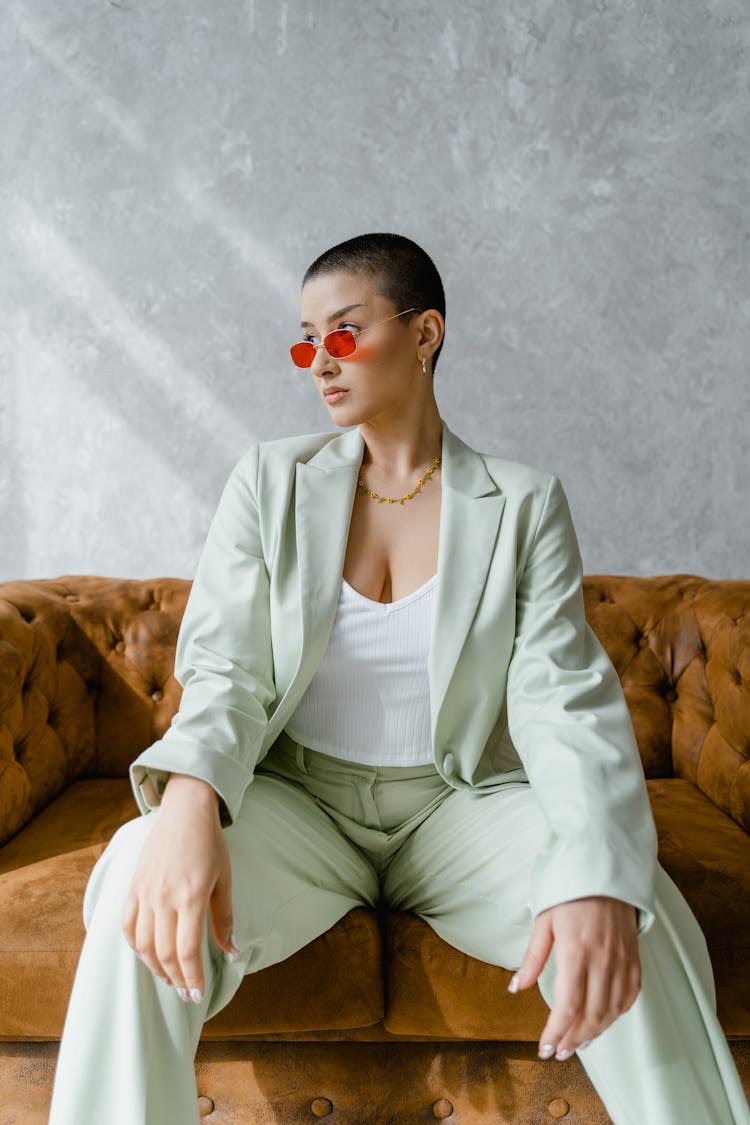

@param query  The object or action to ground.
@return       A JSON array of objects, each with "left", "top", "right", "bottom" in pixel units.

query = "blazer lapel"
[
  {"left": 291, "top": 419, "right": 506, "bottom": 744},
  {"left": 294, "top": 425, "right": 365, "bottom": 687},
  {"left": 428, "top": 424, "right": 506, "bottom": 744}
]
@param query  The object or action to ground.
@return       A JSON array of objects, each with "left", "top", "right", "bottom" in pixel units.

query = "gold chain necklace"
[{"left": 357, "top": 456, "right": 442, "bottom": 505}]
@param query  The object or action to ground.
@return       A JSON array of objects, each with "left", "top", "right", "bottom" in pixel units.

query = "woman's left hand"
[{"left": 508, "top": 895, "right": 641, "bottom": 1060}]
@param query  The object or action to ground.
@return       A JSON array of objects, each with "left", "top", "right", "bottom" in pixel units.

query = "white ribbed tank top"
[{"left": 284, "top": 573, "right": 437, "bottom": 766}]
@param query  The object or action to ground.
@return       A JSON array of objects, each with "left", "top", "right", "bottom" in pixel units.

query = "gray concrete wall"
[{"left": 2, "top": 0, "right": 748, "bottom": 582}]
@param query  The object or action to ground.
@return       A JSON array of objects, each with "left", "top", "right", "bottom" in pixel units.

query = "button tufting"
[
  {"left": 637, "top": 633, "right": 649, "bottom": 648},
  {"left": 151, "top": 689, "right": 164, "bottom": 702},
  {"left": 197, "top": 1094, "right": 214, "bottom": 1116},
  {"left": 432, "top": 1099, "right": 454, "bottom": 1119},
  {"left": 548, "top": 1098, "right": 570, "bottom": 1118},
  {"left": 115, "top": 641, "right": 125, "bottom": 653},
  {"left": 310, "top": 1097, "right": 333, "bottom": 1117},
  {"left": 65, "top": 594, "right": 79, "bottom": 602},
  {"left": 664, "top": 689, "right": 677, "bottom": 702}
]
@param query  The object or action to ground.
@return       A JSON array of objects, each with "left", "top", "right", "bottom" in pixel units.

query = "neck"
[{"left": 358, "top": 409, "right": 444, "bottom": 484}]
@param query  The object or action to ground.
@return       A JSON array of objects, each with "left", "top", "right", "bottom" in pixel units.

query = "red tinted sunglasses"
[{"left": 290, "top": 308, "right": 420, "bottom": 368}]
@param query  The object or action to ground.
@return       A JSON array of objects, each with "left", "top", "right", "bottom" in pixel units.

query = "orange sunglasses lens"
[
  {"left": 325, "top": 330, "right": 358, "bottom": 357},
  {"left": 290, "top": 329, "right": 357, "bottom": 367}
]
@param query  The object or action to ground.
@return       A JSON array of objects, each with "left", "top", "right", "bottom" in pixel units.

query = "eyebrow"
[{"left": 300, "top": 303, "right": 366, "bottom": 329}]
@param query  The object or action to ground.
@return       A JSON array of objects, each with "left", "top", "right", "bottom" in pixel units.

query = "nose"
[{"left": 309, "top": 341, "right": 339, "bottom": 377}]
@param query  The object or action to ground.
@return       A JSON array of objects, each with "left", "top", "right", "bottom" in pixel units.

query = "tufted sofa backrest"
[
  {"left": 584, "top": 574, "right": 750, "bottom": 832},
  {"left": 0, "top": 573, "right": 748, "bottom": 847}
]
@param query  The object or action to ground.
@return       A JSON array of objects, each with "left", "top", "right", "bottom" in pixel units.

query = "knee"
[{"left": 82, "top": 812, "right": 158, "bottom": 928}]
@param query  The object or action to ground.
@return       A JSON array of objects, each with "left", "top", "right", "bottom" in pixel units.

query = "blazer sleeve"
[
  {"left": 129, "top": 443, "right": 275, "bottom": 827},
  {"left": 505, "top": 474, "right": 658, "bottom": 935}
]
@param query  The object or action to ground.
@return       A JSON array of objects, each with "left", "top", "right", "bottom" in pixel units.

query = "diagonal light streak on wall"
[
  {"left": 10, "top": 198, "right": 254, "bottom": 452},
  {"left": 9, "top": 5, "right": 147, "bottom": 153},
  {"left": 10, "top": 6, "right": 298, "bottom": 305},
  {"left": 172, "top": 169, "right": 298, "bottom": 303}
]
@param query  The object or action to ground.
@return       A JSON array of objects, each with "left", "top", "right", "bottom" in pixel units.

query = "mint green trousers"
[{"left": 48, "top": 736, "right": 750, "bottom": 1125}]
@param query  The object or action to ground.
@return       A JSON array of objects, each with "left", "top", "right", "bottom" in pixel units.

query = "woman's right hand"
[{"left": 121, "top": 773, "right": 239, "bottom": 1003}]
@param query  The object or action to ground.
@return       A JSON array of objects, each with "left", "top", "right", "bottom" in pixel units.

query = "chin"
[{"left": 326, "top": 401, "right": 365, "bottom": 426}]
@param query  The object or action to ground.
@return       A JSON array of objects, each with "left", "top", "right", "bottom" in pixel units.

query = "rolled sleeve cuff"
[
  {"left": 531, "top": 845, "right": 657, "bottom": 938},
  {"left": 532, "top": 885, "right": 656, "bottom": 937},
  {"left": 129, "top": 739, "right": 255, "bottom": 827}
]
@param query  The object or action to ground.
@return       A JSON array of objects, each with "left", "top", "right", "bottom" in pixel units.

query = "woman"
[{"left": 48, "top": 233, "right": 750, "bottom": 1124}]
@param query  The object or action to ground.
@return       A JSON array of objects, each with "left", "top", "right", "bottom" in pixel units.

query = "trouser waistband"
[{"left": 270, "top": 728, "right": 442, "bottom": 780}]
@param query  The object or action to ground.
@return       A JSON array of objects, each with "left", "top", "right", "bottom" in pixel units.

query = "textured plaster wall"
[{"left": 1, "top": 0, "right": 748, "bottom": 582}]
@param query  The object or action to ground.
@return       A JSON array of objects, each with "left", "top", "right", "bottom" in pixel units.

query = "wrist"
[{"left": 161, "top": 773, "right": 220, "bottom": 812}]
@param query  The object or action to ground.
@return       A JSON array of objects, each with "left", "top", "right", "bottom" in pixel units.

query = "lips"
[{"left": 323, "top": 387, "right": 348, "bottom": 399}]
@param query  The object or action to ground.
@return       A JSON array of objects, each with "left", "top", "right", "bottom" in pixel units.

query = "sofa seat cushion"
[
  {"left": 0, "top": 779, "right": 139, "bottom": 878},
  {"left": 0, "top": 780, "right": 384, "bottom": 1039},
  {"left": 647, "top": 778, "right": 750, "bottom": 1035},
  {"left": 384, "top": 912, "right": 550, "bottom": 1039},
  {"left": 203, "top": 907, "right": 383, "bottom": 1038}
]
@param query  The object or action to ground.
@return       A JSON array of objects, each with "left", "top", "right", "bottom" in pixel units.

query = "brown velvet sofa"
[{"left": 0, "top": 572, "right": 749, "bottom": 1124}]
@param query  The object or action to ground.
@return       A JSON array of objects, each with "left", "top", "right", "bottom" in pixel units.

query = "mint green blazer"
[{"left": 130, "top": 419, "right": 658, "bottom": 931}]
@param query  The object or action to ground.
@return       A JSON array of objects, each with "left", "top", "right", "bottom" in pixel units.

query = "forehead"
[{"left": 300, "top": 270, "right": 388, "bottom": 326}]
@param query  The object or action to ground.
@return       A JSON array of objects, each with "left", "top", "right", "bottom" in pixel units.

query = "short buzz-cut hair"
[{"left": 302, "top": 232, "right": 446, "bottom": 373}]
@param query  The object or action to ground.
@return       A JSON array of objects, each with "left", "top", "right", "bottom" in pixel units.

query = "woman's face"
[{"left": 298, "top": 270, "right": 427, "bottom": 426}]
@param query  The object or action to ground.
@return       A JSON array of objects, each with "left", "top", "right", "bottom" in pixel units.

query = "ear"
[{"left": 417, "top": 309, "right": 444, "bottom": 360}]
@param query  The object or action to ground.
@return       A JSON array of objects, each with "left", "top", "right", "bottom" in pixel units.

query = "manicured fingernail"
[
  {"left": 556, "top": 1048, "right": 574, "bottom": 1061},
  {"left": 538, "top": 1044, "right": 556, "bottom": 1059},
  {"left": 578, "top": 1039, "right": 592, "bottom": 1051},
  {"left": 177, "top": 987, "right": 190, "bottom": 1002},
  {"left": 190, "top": 988, "right": 203, "bottom": 1004},
  {"left": 229, "top": 932, "right": 240, "bottom": 955},
  {"left": 508, "top": 972, "right": 520, "bottom": 993}
]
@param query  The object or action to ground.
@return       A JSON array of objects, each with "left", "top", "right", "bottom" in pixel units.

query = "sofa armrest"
[
  {"left": 0, "top": 581, "right": 97, "bottom": 846},
  {"left": 0, "top": 575, "right": 193, "bottom": 845}
]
